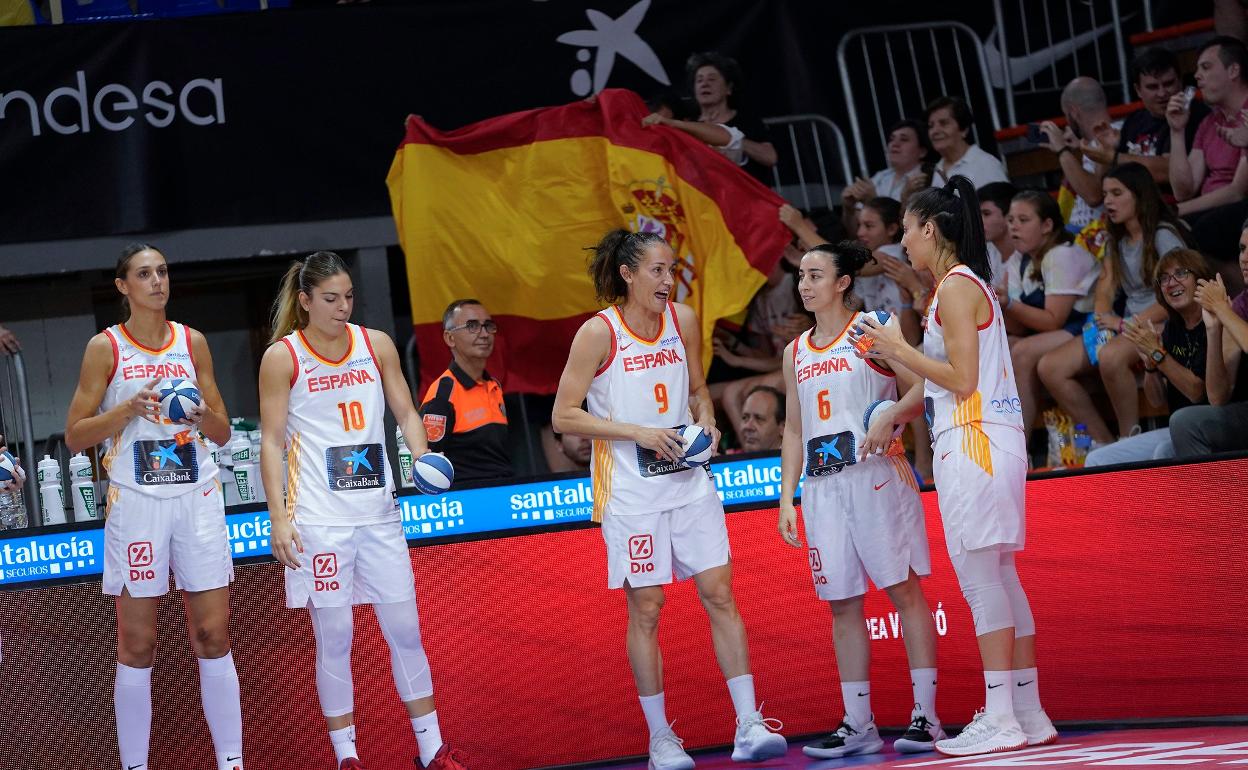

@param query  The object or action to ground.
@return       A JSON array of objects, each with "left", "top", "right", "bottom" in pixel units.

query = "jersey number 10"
[{"left": 337, "top": 401, "right": 366, "bottom": 431}]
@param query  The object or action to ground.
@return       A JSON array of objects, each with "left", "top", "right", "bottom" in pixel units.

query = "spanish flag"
[{"left": 387, "top": 88, "right": 790, "bottom": 394}]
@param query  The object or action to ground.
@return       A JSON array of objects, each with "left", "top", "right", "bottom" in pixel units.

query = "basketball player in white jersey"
[
  {"left": 777, "top": 240, "right": 944, "bottom": 758},
  {"left": 65, "top": 244, "right": 245, "bottom": 770},
  {"left": 257, "top": 252, "right": 466, "bottom": 770},
  {"left": 552, "top": 230, "right": 787, "bottom": 769},
  {"left": 850, "top": 177, "right": 1057, "bottom": 756}
]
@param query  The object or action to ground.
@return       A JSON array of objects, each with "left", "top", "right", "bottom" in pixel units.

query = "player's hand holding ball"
[
  {"left": 634, "top": 426, "right": 685, "bottom": 463},
  {"left": 126, "top": 377, "right": 164, "bottom": 424},
  {"left": 158, "top": 378, "right": 205, "bottom": 425},
  {"left": 413, "top": 452, "right": 455, "bottom": 495},
  {"left": 849, "top": 312, "right": 904, "bottom": 360},
  {"left": 680, "top": 424, "right": 715, "bottom": 467},
  {"left": 860, "top": 399, "right": 904, "bottom": 459}
]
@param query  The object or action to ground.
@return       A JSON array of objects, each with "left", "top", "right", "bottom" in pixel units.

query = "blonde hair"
[{"left": 269, "top": 251, "right": 349, "bottom": 344}]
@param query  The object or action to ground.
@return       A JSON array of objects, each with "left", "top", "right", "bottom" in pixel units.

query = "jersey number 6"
[{"left": 817, "top": 389, "right": 831, "bottom": 421}]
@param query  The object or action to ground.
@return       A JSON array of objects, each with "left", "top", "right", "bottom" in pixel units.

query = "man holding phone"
[{"left": 1036, "top": 77, "right": 1122, "bottom": 233}]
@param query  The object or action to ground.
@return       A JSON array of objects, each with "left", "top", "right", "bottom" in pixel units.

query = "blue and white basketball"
[
  {"left": 863, "top": 398, "right": 904, "bottom": 439},
  {"left": 680, "top": 425, "right": 714, "bottom": 467},
  {"left": 413, "top": 452, "right": 455, "bottom": 495},
  {"left": 158, "top": 378, "right": 201, "bottom": 423},
  {"left": 0, "top": 451, "right": 19, "bottom": 484}
]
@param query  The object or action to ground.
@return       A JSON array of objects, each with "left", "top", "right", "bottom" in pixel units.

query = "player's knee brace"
[
  {"left": 952, "top": 547, "right": 1015, "bottom": 636},
  {"left": 999, "top": 555, "right": 1036, "bottom": 637},
  {"left": 309, "top": 605, "right": 355, "bottom": 717},
  {"left": 374, "top": 599, "right": 433, "bottom": 702}
]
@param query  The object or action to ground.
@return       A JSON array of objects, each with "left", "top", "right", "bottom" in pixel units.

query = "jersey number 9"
[{"left": 654, "top": 383, "right": 669, "bottom": 414}]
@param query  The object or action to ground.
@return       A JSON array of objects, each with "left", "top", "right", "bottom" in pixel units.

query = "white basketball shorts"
[
  {"left": 285, "top": 519, "right": 417, "bottom": 608},
  {"left": 932, "top": 422, "right": 1027, "bottom": 556},
  {"left": 601, "top": 491, "right": 730, "bottom": 589}
]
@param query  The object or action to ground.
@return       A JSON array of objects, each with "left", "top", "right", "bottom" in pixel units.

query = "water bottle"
[
  {"left": 251, "top": 441, "right": 267, "bottom": 503},
  {"left": 1072, "top": 424, "right": 1092, "bottom": 467},
  {"left": 396, "top": 426, "right": 415, "bottom": 488},
  {"left": 229, "top": 435, "right": 257, "bottom": 503},
  {"left": 37, "top": 455, "right": 66, "bottom": 526},
  {"left": 0, "top": 488, "right": 29, "bottom": 530},
  {"left": 68, "top": 453, "right": 98, "bottom": 522}
]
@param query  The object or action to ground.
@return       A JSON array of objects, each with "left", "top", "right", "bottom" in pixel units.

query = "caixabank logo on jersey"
[
  {"left": 133, "top": 440, "right": 198, "bottom": 485},
  {"left": 325, "top": 443, "right": 385, "bottom": 490}
]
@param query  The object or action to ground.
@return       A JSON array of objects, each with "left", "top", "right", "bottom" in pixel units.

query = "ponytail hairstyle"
[
  {"left": 587, "top": 229, "right": 669, "bottom": 305},
  {"left": 116, "top": 242, "right": 160, "bottom": 321},
  {"left": 862, "top": 196, "right": 903, "bottom": 244},
  {"left": 807, "top": 240, "right": 876, "bottom": 308},
  {"left": 269, "top": 251, "right": 350, "bottom": 344},
  {"left": 905, "top": 175, "right": 992, "bottom": 283}
]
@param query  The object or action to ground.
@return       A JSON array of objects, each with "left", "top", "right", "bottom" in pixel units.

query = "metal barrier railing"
[
  {"left": 837, "top": 21, "right": 1004, "bottom": 178},
  {"left": 0, "top": 351, "right": 38, "bottom": 523},
  {"left": 989, "top": 0, "right": 1133, "bottom": 126},
  {"left": 762, "top": 114, "right": 854, "bottom": 212}
]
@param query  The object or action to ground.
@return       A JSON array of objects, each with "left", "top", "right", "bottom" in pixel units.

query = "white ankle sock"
[
  {"left": 841, "top": 680, "right": 871, "bottom": 727},
  {"left": 1012, "top": 667, "right": 1041, "bottom": 712},
  {"left": 984, "top": 670, "right": 1014, "bottom": 716},
  {"left": 329, "top": 725, "right": 358, "bottom": 764},
  {"left": 198, "top": 652, "right": 244, "bottom": 770},
  {"left": 638, "top": 692, "right": 669, "bottom": 738},
  {"left": 411, "top": 710, "right": 444, "bottom": 766},
  {"left": 115, "top": 662, "right": 152, "bottom": 770},
  {"left": 910, "top": 668, "right": 938, "bottom": 718},
  {"left": 725, "top": 674, "right": 757, "bottom": 719}
]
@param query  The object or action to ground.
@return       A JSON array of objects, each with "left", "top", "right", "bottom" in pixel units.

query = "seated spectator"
[
  {"left": 541, "top": 426, "right": 592, "bottom": 473},
  {"left": 978, "top": 181, "right": 1018, "bottom": 289},
  {"left": 1081, "top": 47, "right": 1208, "bottom": 186},
  {"left": 643, "top": 52, "right": 777, "bottom": 183},
  {"left": 736, "top": 385, "right": 785, "bottom": 453},
  {"left": 854, "top": 196, "right": 922, "bottom": 344},
  {"left": 1170, "top": 36, "right": 1248, "bottom": 271},
  {"left": 999, "top": 191, "right": 1099, "bottom": 436},
  {"left": 1083, "top": 249, "right": 1214, "bottom": 465},
  {"left": 420, "top": 299, "right": 513, "bottom": 483},
  {"left": 1038, "top": 76, "right": 1121, "bottom": 234},
  {"left": 1038, "top": 163, "right": 1189, "bottom": 445},
  {"left": 904, "top": 96, "right": 1008, "bottom": 197},
  {"left": 1172, "top": 224, "right": 1248, "bottom": 456},
  {"left": 842, "top": 119, "right": 930, "bottom": 231}
]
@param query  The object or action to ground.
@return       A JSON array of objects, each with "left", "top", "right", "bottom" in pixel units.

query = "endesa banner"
[
  {"left": 0, "top": 454, "right": 788, "bottom": 588},
  {"left": 0, "top": 457, "right": 1244, "bottom": 769}
]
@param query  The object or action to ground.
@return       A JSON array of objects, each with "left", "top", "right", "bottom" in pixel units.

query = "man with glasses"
[{"left": 419, "top": 299, "right": 513, "bottom": 483}]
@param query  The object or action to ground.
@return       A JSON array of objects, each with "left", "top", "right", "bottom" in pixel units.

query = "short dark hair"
[
  {"left": 886, "top": 118, "right": 931, "bottom": 151},
  {"left": 1199, "top": 36, "right": 1248, "bottom": 80},
  {"left": 1131, "top": 47, "right": 1179, "bottom": 85},
  {"left": 745, "top": 385, "right": 785, "bottom": 424},
  {"left": 925, "top": 96, "right": 973, "bottom": 133},
  {"left": 686, "top": 51, "right": 744, "bottom": 105},
  {"left": 442, "top": 299, "right": 484, "bottom": 329},
  {"left": 977, "top": 182, "right": 1018, "bottom": 216}
]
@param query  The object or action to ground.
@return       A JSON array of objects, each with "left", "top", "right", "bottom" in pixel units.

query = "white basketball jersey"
[
  {"left": 282, "top": 324, "right": 397, "bottom": 527},
  {"left": 586, "top": 303, "right": 714, "bottom": 520},
  {"left": 99, "top": 321, "right": 217, "bottom": 498},
  {"left": 794, "top": 313, "right": 903, "bottom": 478},
  {"left": 923, "top": 266, "right": 1026, "bottom": 464}
]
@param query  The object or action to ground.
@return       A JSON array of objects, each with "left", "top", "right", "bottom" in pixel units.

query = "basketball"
[
  {"left": 158, "top": 378, "right": 201, "bottom": 423},
  {"left": 863, "top": 398, "right": 904, "bottom": 439},
  {"left": 413, "top": 452, "right": 455, "bottom": 495},
  {"left": 0, "top": 450, "right": 18, "bottom": 484},
  {"left": 680, "top": 424, "right": 713, "bottom": 467}
]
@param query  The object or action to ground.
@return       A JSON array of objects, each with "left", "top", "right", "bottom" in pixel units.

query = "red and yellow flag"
[{"left": 386, "top": 88, "right": 790, "bottom": 394}]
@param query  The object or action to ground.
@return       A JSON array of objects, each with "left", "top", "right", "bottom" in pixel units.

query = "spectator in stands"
[
  {"left": 1083, "top": 249, "right": 1213, "bottom": 466},
  {"left": 904, "top": 96, "right": 1008, "bottom": 196},
  {"left": 855, "top": 196, "right": 922, "bottom": 344},
  {"left": 0, "top": 324, "right": 18, "bottom": 355},
  {"left": 978, "top": 181, "right": 1018, "bottom": 290},
  {"left": 1175, "top": 229, "right": 1248, "bottom": 455},
  {"left": 1081, "top": 48, "right": 1208, "bottom": 185},
  {"left": 737, "top": 385, "right": 784, "bottom": 453},
  {"left": 644, "top": 52, "right": 777, "bottom": 183},
  {"left": 1038, "top": 77, "right": 1120, "bottom": 233},
  {"left": 842, "top": 118, "right": 930, "bottom": 231},
  {"left": 1038, "top": 163, "right": 1188, "bottom": 446},
  {"left": 1169, "top": 36, "right": 1248, "bottom": 271},
  {"left": 1000, "top": 191, "right": 1099, "bottom": 436},
  {"left": 540, "top": 426, "right": 592, "bottom": 473},
  {"left": 420, "top": 299, "right": 513, "bottom": 483}
]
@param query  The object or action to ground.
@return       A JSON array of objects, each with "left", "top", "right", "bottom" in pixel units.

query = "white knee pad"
[
  {"left": 951, "top": 547, "right": 1015, "bottom": 636},
  {"left": 374, "top": 599, "right": 434, "bottom": 702},
  {"left": 998, "top": 553, "right": 1035, "bottom": 638},
  {"left": 309, "top": 604, "right": 355, "bottom": 717}
]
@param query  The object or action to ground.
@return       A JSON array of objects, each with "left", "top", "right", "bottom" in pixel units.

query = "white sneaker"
[
  {"left": 731, "top": 707, "right": 787, "bottom": 762},
  {"left": 893, "top": 707, "right": 946, "bottom": 753},
  {"left": 1016, "top": 709, "right": 1058, "bottom": 746},
  {"left": 935, "top": 710, "right": 1027, "bottom": 757},
  {"left": 802, "top": 714, "right": 883, "bottom": 759},
  {"left": 648, "top": 726, "right": 695, "bottom": 770}
]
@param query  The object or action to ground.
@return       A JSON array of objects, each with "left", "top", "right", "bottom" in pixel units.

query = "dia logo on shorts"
[
  {"left": 628, "top": 534, "right": 655, "bottom": 574},
  {"left": 128, "top": 541, "right": 155, "bottom": 581},
  {"left": 313, "top": 553, "right": 340, "bottom": 591},
  {"left": 808, "top": 548, "right": 829, "bottom": 585}
]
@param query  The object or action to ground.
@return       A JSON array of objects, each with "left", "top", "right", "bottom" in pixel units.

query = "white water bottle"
[
  {"left": 68, "top": 453, "right": 98, "bottom": 522},
  {"left": 37, "top": 455, "right": 66, "bottom": 526},
  {"left": 229, "top": 435, "right": 257, "bottom": 503},
  {"left": 251, "top": 441, "right": 267, "bottom": 503},
  {"left": 396, "top": 426, "right": 415, "bottom": 488}
]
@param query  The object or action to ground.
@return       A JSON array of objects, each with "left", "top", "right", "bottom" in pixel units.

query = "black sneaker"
[
  {"left": 894, "top": 709, "right": 946, "bottom": 753},
  {"left": 802, "top": 715, "right": 884, "bottom": 759}
]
